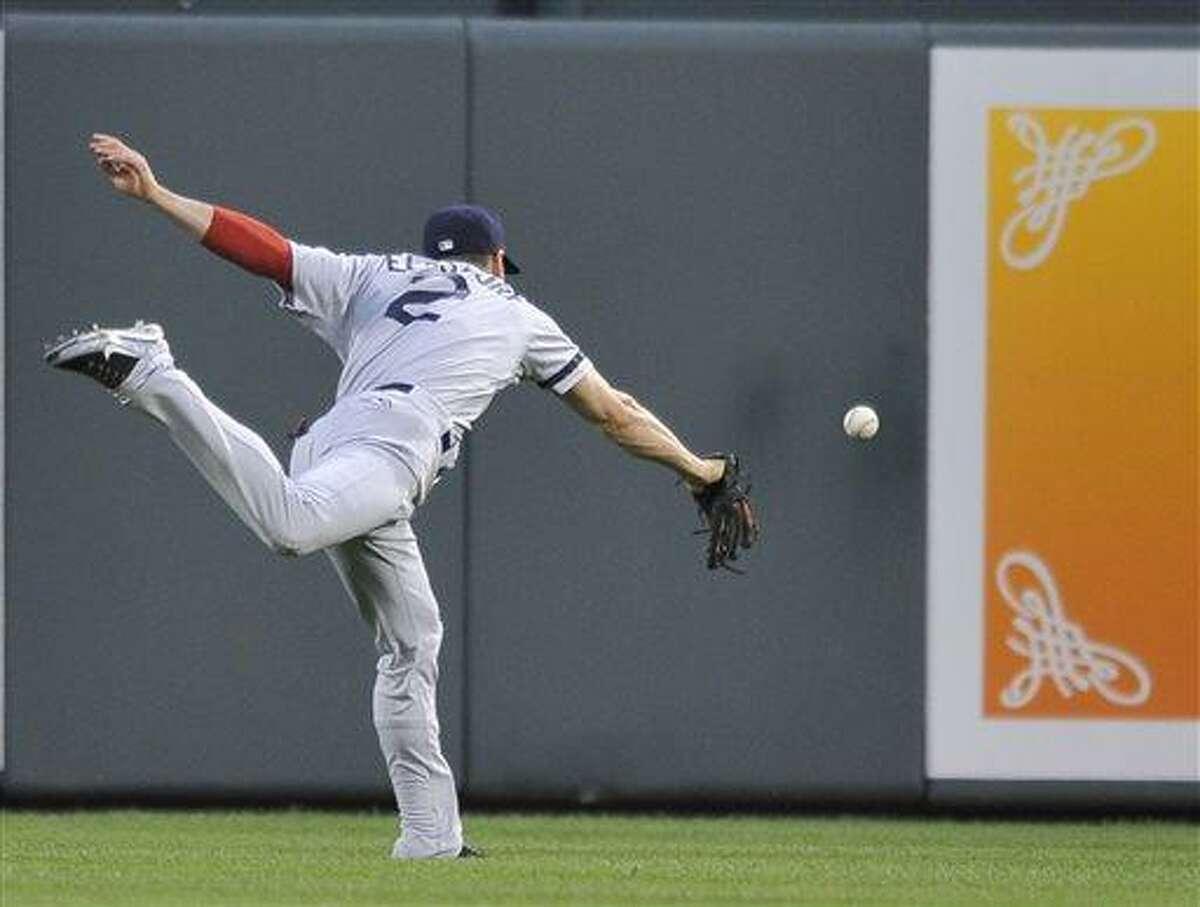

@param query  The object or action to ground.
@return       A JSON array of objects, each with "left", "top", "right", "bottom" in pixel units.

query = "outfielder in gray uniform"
[{"left": 47, "top": 135, "right": 729, "bottom": 859}]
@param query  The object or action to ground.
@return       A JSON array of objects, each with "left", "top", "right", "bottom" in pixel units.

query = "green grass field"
[{"left": 2, "top": 810, "right": 1196, "bottom": 906}]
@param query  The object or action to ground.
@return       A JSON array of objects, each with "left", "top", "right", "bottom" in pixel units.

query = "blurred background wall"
[{"left": 3, "top": 1, "right": 1196, "bottom": 812}]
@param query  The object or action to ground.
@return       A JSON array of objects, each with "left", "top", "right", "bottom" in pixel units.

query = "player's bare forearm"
[
  {"left": 565, "top": 369, "right": 723, "bottom": 490},
  {"left": 604, "top": 396, "right": 721, "bottom": 488},
  {"left": 145, "top": 184, "right": 214, "bottom": 239}
]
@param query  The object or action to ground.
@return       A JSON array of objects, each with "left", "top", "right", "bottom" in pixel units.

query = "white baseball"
[{"left": 843, "top": 404, "right": 879, "bottom": 440}]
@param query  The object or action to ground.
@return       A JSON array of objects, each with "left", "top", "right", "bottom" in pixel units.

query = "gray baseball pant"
[{"left": 125, "top": 358, "right": 463, "bottom": 859}]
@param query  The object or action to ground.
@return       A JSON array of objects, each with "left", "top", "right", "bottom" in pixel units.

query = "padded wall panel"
[
  {"left": 5, "top": 15, "right": 467, "bottom": 795},
  {"left": 465, "top": 22, "right": 928, "bottom": 802}
]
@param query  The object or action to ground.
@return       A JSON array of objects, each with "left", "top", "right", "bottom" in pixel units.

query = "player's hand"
[
  {"left": 88, "top": 133, "right": 160, "bottom": 201},
  {"left": 685, "top": 457, "right": 727, "bottom": 493}
]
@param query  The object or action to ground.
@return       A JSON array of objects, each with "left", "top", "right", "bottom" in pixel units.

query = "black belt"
[{"left": 376, "top": 383, "right": 456, "bottom": 453}]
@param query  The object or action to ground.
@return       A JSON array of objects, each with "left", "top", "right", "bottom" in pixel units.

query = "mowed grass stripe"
[{"left": 2, "top": 811, "right": 1196, "bottom": 906}]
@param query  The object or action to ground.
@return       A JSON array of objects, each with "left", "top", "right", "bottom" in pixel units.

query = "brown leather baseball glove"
[{"left": 691, "top": 453, "right": 760, "bottom": 572}]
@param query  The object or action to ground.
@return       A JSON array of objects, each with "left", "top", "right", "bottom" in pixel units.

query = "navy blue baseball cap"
[{"left": 422, "top": 204, "right": 521, "bottom": 274}]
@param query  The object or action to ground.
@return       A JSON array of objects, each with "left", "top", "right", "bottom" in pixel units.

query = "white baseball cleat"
[
  {"left": 43, "top": 320, "right": 170, "bottom": 397},
  {"left": 389, "top": 836, "right": 479, "bottom": 860}
]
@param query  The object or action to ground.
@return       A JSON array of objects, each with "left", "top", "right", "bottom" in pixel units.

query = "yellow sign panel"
[{"left": 985, "top": 108, "right": 1198, "bottom": 719}]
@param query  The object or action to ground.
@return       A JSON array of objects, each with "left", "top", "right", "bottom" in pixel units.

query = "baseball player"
[{"left": 46, "top": 134, "right": 757, "bottom": 859}]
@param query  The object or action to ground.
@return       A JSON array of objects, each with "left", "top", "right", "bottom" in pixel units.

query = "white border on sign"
[
  {"left": 927, "top": 46, "right": 1200, "bottom": 781},
  {"left": 1, "top": 30, "right": 6, "bottom": 774}
]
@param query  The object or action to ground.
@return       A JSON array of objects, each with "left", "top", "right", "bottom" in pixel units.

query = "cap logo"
[{"left": 438, "top": 238, "right": 455, "bottom": 252}]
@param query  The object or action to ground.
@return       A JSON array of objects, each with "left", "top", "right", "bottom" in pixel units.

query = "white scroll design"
[
  {"left": 1000, "top": 113, "right": 1156, "bottom": 270},
  {"left": 995, "top": 550, "right": 1152, "bottom": 709}
]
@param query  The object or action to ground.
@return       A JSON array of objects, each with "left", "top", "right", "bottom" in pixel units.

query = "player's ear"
[{"left": 493, "top": 250, "right": 506, "bottom": 278}]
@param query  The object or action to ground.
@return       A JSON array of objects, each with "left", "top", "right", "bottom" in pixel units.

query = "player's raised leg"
[{"left": 43, "top": 322, "right": 413, "bottom": 557}]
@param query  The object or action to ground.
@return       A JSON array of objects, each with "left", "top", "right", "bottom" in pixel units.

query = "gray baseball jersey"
[{"left": 279, "top": 244, "right": 592, "bottom": 473}]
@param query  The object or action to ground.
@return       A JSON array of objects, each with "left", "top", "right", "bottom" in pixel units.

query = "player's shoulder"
[{"left": 291, "top": 239, "right": 387, "bottom": 262}]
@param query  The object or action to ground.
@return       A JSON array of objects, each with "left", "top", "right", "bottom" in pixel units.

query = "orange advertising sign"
[{"left": 985, "top": 108, "right": 1199, "bottom": 719}]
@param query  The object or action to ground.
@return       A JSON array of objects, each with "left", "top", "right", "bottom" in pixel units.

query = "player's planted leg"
[{"left": 321, "top": 528, "right": 464, "bottom": 860}]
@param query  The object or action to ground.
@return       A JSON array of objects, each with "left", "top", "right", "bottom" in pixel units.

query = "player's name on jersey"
[{"left": 386, "top": 253, "right": 523, "bottom": 300}]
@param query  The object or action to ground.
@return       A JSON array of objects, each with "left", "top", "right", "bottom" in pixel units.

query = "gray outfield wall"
[
  {"left": 4, "top": 15, "right": 1189, "bottom": 808},
  {"left": 5, "top": 15, "right": 471, "bottom": 798},
  {"left": 5, "top": 14, "right": 926, "bottom": 804}
]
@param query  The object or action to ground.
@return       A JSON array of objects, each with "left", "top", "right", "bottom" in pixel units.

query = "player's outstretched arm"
[
  {"left": 567, "top": 368, "right": 760, "bottom": 570},
  {"left": 564, "top": 369, "right": 724, "bottom": 490},
  {"left": 88, "top": 133, "right": 292, "bottom": 287}
]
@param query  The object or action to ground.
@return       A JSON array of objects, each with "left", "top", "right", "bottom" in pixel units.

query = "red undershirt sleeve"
[{"left": 200, "top": 206, "right": 294, "bottom": 290}]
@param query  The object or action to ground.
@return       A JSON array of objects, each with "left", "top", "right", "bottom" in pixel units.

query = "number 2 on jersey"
[{"left": 385, "top": 273, "right": 468, "bottom": 327}]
